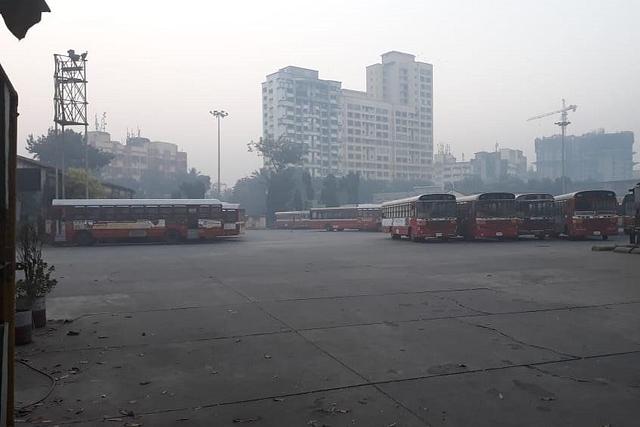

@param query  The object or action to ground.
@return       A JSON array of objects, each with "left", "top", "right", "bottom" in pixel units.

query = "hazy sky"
[{"left": 1, "top": 0, "right": 638, "bottom": 185}]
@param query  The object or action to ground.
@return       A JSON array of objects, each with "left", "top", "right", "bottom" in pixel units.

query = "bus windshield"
[
  {"left": 575, "top": 195, "right": 617, "bottom": 213},
  {"left": 417, "top": 201, "right": 457, "bottom": 219},
  {"left": 519, "top": 200, "right": 554, "bottom": 218},
  {"left": 475, "top": 200, "right": 515, "bottom": 218}
]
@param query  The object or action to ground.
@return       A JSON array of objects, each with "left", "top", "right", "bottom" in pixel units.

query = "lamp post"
[{"left": 209, "top": 110, "right": 228, "bottom": 198}]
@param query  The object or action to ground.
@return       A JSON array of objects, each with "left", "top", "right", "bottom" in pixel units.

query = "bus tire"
[
  {"left": 74, "top": 231, "right": 94, "bottom": 247},
  {"left": 165, "top": 229, "right": 181, "bottom": 244},
  {"left": 538, "top": 234, "right": 546, "bottom": 240},
  {"left": 408, "top": 228, "right": 422, "bottom": 242},
  {"left": 391, "top": 233, "right": 401, "bottom": 240},
  {"left": 324, "top": 224, "right": 333, "bottom": 232},
  {"left": 602, "top": 235, "right": 609, "bottom": 241}
]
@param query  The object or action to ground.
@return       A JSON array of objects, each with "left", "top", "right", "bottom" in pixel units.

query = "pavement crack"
[
  {"left": 469, "top": 322, "right": 578, "bottom": 359},
  {"left": 526, "top": 365, "right": 605, "bottom": 385},
  {"left": 437, "top": 295, "right": 490, "bottom": 315}
]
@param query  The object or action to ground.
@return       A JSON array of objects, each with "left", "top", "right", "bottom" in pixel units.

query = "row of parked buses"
[
  {"left": 275, "top": 204, "right": 382, "bottom": 231},
  {"left": 276, "top": 190, "right": 625, "bottom": 241},
  {"left": 49, "top": 199, "right": 244, "bottom": 246}
]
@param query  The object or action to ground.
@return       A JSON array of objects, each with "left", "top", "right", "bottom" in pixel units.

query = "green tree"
[
  {"left": 320, "top": 174, "right": 340, "bottom": 207},
  {"left": 302, "top": 170, "right": 315, "bottom": 201},
  {"left": 247, "top": 135, "right": 308, "bottom": 172},
  {"left": 64, "top": 168, "right": 106, "bottom": 199},
  {"left": 247, "top": 135, "right": 308, "bottom": 226},
  {"left": 340, "top": 172, "right": 360, "bottom": 204},
  {"left": 173, "top": 168, "right": 211, "bottom": 199},
  {"left": 232, "top": 175, "right": 267, "bottom": 217},
  {"left": 26, "top": 128, "right": 114, "bottom": 170}
]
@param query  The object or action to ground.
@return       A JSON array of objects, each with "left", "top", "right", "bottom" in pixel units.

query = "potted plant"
[{"left": 16, "top": 223, "right": 57, "bottom": 329}]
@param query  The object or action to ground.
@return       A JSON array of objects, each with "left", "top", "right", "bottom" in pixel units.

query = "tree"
[
  {"left": 173, "top": 168, "right": 211, "bottom": 199},
  {"left": 247, "top": 135, "right": 308, "bottom": 172},
  {"left": 232, "top": 175, "right": 267, "bottom": 217},
  {"left": 320, "top": 174, "right": 340, "bottom": 207},
  {"left": 26, "top": 128, "right": 113, "bottom": 170},
  {"left": 302, "top": 170, "right": 314, "bottom": 201},
  {"left": 64, "top": 168, "right": 106, "bottom": 199},
  {"left": 340, "top": 172, "right": 360, "bottom": 204}
]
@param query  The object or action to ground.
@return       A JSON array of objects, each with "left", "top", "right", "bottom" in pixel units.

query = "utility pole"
[{"left": 209, "top": 110, "right": 228, "bottom": 198}]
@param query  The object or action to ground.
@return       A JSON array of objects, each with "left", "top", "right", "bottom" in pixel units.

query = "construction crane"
[{"left": 527, "top": 99, "right": 577, "bottom": 194}]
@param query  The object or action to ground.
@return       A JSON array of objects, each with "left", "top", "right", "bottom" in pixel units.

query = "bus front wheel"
[
  {"left": 324, "top": 224, "right": 333, "bottom": 232},
  {"left": 74, "top": 231, "right": 94, "bottom": 247},
  {"left": 391, "top": 233, "right": 401, "bottom": 240},
  {"left": 602, "top": 235, "right": 609, "bottom": 241}
]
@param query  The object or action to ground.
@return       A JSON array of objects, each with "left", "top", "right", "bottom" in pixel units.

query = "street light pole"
[{"left": 209, "top": 110, "right": 228, "bottom": 198}]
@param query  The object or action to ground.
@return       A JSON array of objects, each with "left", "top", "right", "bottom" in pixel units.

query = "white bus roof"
[
  {"left": 222, "top": 202, "right": 242, "bottom": 209},
  {"left": 275, "top": 210, "right": 309, "bottom": 215},
  {"left": 52, "top": 198, "right": 223, "bottom": 207},
  {"left": 310, "top": 204, "right": 381, "bottom": 211},
  {"left": 381, "top": 193, "right": 456, "bottom": 207}
]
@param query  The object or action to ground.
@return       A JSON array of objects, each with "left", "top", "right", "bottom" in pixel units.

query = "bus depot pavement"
[{"left": 15, "top": 230, "right": 640, "bottom": 426}]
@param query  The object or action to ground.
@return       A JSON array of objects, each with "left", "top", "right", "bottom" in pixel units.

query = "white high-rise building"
[
  {"left": 262, "top": 52, "right": 434, "bottom": 181},
  {"left": 262, "top": 66, "right": 342, "bottom": 178}
]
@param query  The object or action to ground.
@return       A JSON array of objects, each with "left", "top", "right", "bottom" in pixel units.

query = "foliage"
[
  {"left": 26, "top": 128, "right": 114, "bottom": 170},
  {"left": 302, "top": 170, "right": 314, "bottom": 201},
  {"left": 64, "top": 168, "right": 106, "bottom": 199},
  {"left": 266, "top": 168, "right": 297, "bottom": 224},
  {"left": 232, "top": 175, "right": 267, "bottom": 217},
  {"left": 16, "top": 223, "right": 57, "bottom": 300},
  {"left": 320, "top": 174, "right": 340, "bottom": 207},
  {"left": 247, "top": 135, "right": 308, "bottom": 172},
  {"left": 172, "top": 168, "right": 211, "bottom": 199},
  {"left": 340, "top": 172, "right": 360, "bottom": 204}
]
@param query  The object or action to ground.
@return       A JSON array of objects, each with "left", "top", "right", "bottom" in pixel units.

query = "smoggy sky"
[{"left": 1, "top": 0, "right": 638, "bottom": 186}]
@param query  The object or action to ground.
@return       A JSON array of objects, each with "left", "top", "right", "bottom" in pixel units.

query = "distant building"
[
  {"left": 262, "top": 51, "right": 434, "bottom": 182},
  {"left": 88, "top": 131, "right": 188, "bottom": 181},
  {"left": 433, "top": 145, "right": 472, "bottom": 189},
  {"left": 535, "top": 130, "right": 634, "bottom": 182},
  {"left": 261, "top": 66, "right": 342, "bottom": 178},
  {"left": 470, "top": 148, "right": 527, "bottom": 183}
]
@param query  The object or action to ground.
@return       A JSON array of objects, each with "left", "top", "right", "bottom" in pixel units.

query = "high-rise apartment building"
[
  {"left": 262, "top": 51, "right": 434, "bottom": 181},
  {"left": 535, "top": 130, "right": 634, "bottom": 182},
  {"left": 262, "top": 66, "right": 342, "bottom": 178}
]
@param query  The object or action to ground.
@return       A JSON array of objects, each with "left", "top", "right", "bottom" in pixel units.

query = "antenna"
[{"left": 94, "top": 113, "right": 99, "bottom": 131}]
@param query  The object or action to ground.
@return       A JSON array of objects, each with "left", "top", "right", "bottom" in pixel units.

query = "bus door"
[{"left": 187, "top": 206, "right": 199, "bottom": 240}]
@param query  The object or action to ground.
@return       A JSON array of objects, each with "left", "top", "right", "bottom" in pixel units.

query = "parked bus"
[
  {"left": 515, "top": 193, "right": 554, "bottom": 239},
  {"left": 630, "top": 183, "right": 640, "bottom": 244},
  {"left": 381, "top": 194, "right": 457, "bottom": 241},
  {"left": 619, "top": 193, "right": 635, "bottom": 236},
  {"left": 553, "top": 190, "right": 618, "bottom": 240},
  {"left": 457, "top": 192, "right": 518, "bottom": 240},
  {"left": 309, "top": 204, "right": 381, "bottom": 231},
  {"left": 50, "top": 198, "right": 235, "bottom": 245},
  {"left": 221, "top": 202, "right": 245, "bottom": 236},
  {"left": 275, "top": 211, "right": 310, "bottom": 229}
]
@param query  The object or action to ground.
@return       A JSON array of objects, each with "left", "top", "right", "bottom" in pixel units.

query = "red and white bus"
[
  {"left": 457, "top": 192, "right": 518, "bottom": 240},
  {"left": 619, "top": 193, "right": 635, "bottom": 236},
  {"left": 381, "top": 194, "right": 458, "bottom": 241},
  {"left": 221, "top": 202, "right": 245, "bottom": 236},
  {"left": 515, "top": 193, "right": 555, "bottom": 239},
  {"left": 554, "top": 190, "right": 618, "bottom": 240},
  {"left": 309, "top": 204, "right": 381, "bottom": 231},
  {"left": 50, "top": 198, "right": 240, "bottom": 245},
  {"left": 274, "top": 211, "right": 310, "bottom": 229}
]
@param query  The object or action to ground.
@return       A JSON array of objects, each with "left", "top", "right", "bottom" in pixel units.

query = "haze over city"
[{"left": 1, "top": 0, "right": 638, "bottom": 186}]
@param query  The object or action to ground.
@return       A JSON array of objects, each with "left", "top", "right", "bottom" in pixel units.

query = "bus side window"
[
  {"left": 73, "top": 206, "right": 85, "bottom": 220},
  {"left": 116, "top": 206, "right": 130, "bottom": 221},
  {"left": 146, "top": 206, "right": 159, "bottom": 220},
  {"left": 199, "top": 205, "right": 211, "bottom": 218},
  {"left": 160, "top": 206, "right": 173, "bottom": 220},
  {"left": 102, "top": 206, "right": 115, "bottom": 221}
]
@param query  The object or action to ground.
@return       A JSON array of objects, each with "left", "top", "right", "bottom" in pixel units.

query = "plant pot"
[
  {"left": 32, "top": 296, "right": 47, "bottom": 328},
  {"left": 15, "top": 309, "right": 33, "bottom": 345},
  {"left": 16, "top": 296, "right": 47, "bottom": 328}
]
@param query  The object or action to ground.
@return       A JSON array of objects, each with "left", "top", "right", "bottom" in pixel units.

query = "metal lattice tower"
[
  {"left": 53, "top": 50, "right": 89, "bottom": 198},
  {"left": 54, "top": 50, "right": 88, "bottom": 127}
]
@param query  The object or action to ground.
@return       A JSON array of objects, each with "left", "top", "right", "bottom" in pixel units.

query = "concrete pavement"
[{"left": 14, "top": 230, "right": 640, "bottom": 426}]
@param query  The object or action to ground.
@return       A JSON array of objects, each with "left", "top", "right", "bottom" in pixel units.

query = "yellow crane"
[{"left": 527, "top": 99, "right": 578, "bottom": 194}]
